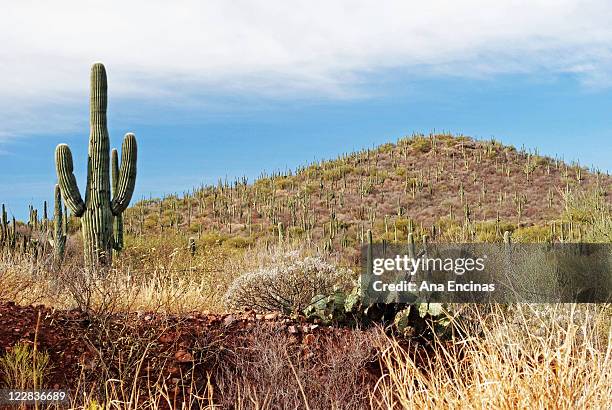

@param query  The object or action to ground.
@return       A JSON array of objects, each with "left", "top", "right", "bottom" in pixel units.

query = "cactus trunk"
[
  {"left": 52, "top": 184, "right": 66, "bottom": 268},
  {"left": 82, "top": 63, "right": 113, "bottom": 267},
  {"left": 55, "top": 63, "right": 137, "bottom": 271}
]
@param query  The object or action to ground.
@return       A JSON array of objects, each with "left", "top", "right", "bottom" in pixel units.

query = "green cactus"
[
  {"left": 111, "top": 148, "right": 124, "bottom": 252},
  {"left": 10, "top": 217, "right": 16, "bottom": 251},
  {"left": 366, "top": 229, "right": 373, "bottom": 276},
  {"left": 55, "top": 63, "right": 137, "bottom": 270},
  {"left": 278, "top": 221, "right": 284, "bottom": 244},
  {"left": 1, "top": 204, "right": 7, "bottom": 247},
  {"left": 407, "top": 232, "right": 415, "bottom": 260},
  {"left": 188, "top": 237, "right": 197, "bottom": 257},
  {"left": 49, "top": 185, "right": 67, "bottom": 268}
]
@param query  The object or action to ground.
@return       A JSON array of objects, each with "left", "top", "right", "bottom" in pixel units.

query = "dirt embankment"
[{"left": 0, "top": 302, "right": 386, "bottom": 400}]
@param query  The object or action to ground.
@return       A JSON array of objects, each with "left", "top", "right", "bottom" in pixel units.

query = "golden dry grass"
[{"left": 372, "top": 304, "right": 612, "bottom": 409}]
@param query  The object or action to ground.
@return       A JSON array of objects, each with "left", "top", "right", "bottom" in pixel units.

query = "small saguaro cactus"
[
  {"left": 278, "top": 221, "right": 284, "bottom": 244},
  {"left": 55, "top": 63, "right": 137, "bottom": 270},
  {"left": 50, "top": 184, "right": 67, "bottom": 268},
  {"left": 188, "top": 237, "right": 197, "bottom": 257},
  {"left": 1, "top": 204, "right": 7, "bottom": 246},
  {"left": 366, "top": 229, "right": 373, "bottom": 276}
]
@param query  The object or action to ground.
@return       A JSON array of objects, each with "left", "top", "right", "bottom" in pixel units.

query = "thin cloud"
[{"left": 1, "top": 0, "right": 612, "bottom": 137}]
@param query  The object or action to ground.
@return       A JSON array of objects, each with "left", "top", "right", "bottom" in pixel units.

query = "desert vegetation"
[{"left": 0, "top": 63, "right": 610, "bottom": 409}]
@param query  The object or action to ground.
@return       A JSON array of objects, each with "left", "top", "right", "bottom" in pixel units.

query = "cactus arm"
[
  {"left": 111, "top": 148, "right": 119, "bottom": 196},
  {"left": 111, "top": 148, "right": 123, "bottom": 251},
  {"left": 55, "top": 144, "right": 86, "bottom": 216},
  {"left": 111, "top": 133, "right": 137, "bottom": 215}
]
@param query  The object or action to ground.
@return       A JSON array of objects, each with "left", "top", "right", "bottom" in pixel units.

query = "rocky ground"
[{"left": 0, "top": 302, "right": 407, "bottom": 407}]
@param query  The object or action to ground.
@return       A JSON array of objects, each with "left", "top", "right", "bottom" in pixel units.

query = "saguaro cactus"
[
  {"left": 1, "top": 204, "right": 7, "bottom": 247},
  {"left": 55, "top": 63, "right": 137, "bottom": 269},
  {"left": 50, "top": 184, "right": 67, "bottom": 268}
]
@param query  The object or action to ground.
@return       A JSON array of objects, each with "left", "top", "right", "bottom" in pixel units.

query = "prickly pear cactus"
[
  {"left": 55, "top": 63, "right": 137, "bottom": 270},
  {"left": 303, "top": 292, "right": 347, "bottom": 325},
  {"left": 394, "top": 303, "right": 453, "bottom": 338}
]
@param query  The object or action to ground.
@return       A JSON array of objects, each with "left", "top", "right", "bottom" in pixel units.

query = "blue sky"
[{"left": 1, "top": 1, "right": 612, "bottom": 220}]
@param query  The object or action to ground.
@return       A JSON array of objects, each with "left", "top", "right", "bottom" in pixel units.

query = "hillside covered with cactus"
[{"left": 125, "top": 133, "right": 610, "bottom": 251}]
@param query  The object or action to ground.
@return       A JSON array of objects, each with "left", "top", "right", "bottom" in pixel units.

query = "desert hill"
[{"left": 124, "top": 133, "right": 610, "bottom": 247}]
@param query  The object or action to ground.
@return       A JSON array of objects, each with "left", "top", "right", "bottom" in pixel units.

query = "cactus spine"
[{"left": 55, "top": 63, "right": 137, "bottom": 270}]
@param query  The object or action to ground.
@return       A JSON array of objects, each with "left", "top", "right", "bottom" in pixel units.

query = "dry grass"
[
  {"left": 372, "top": 304, "right": 612, "bottom": 409},
  {"left": 0, "top": 236, "right": 354, "bottom": 316}
]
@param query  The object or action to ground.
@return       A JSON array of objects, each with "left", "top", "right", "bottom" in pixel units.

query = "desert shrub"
[
  {"left": 512, "top": 225, "right": 551, "bottom": 242},
  {"left": 188, "top": 223, "right": 201, "bottom": 233},
  {"left": 274, "top": 176, "right": 293, "bottom": 190},
  {"left": 253, "top": 178, "right": 273, "bottom": 193},
  {"left": 322, "top": 165, "right": 352, "bottom": 181},
  {"left": 288, "top": 226, "right": 305, "bottom": 237},
  {"left": 223, "top": 236, "right": 253, "bottom": 249},
  {"left": 200, "top": 231, "right": 228, "bottom": 246},
  {"left": 211, "top": 325, "right": 379, "bottom": 409},
  {"left": 412, "top": 137, "right": 431, "bottom": 152},
  {"left": 0, "top": 342, "right": 49, "bottom": 389},
  {"left": 224, "top": 251, "right": 353, "bottom": 313}
]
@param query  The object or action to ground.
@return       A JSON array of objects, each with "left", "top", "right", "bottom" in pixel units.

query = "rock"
[
  {"left": 174, "top": 349, "right": 193, "bottom": 363},
  {"left": 264, "top": 313, "right": 279, "bottom": 321},
  {"left": 303, "top": 334, "right": 316, "bottom": 345},
  {"left": 158, "top": 333, "right": 175, "bottom": 344},
  {"left": 223, "top": 315, "right": 236, "bottom": 326}
]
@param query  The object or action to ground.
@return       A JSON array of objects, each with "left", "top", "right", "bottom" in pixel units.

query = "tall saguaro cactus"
[{"left": 55, "top": 63, "right": 137, "bottom": 269}]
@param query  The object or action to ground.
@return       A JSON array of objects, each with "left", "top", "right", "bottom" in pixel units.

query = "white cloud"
[{"left": 1, "top": 0, "right": 612, "bottom": 137}]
